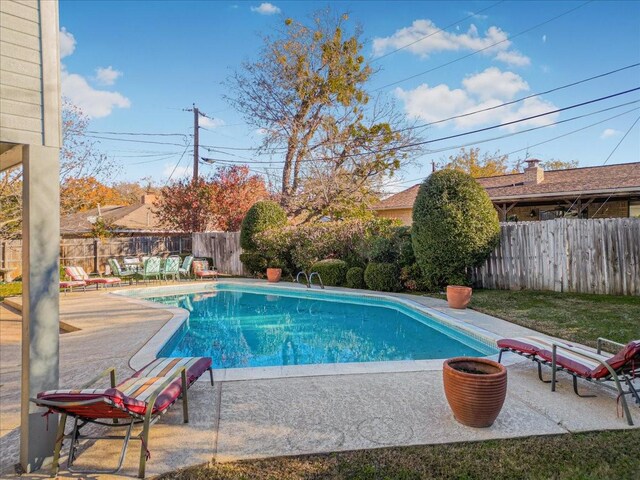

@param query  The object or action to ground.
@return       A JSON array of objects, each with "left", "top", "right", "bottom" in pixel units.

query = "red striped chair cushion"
[
  {"left": 133, "top": 357, "right": 212, "bottom": 385},
  {"left": 497, "top": 336, "right": 575, "bottom": 356}
]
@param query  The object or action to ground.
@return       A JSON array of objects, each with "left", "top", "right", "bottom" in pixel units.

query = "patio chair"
[
  {"left": 108, "top": 258, "right": 140, "bottom": 285},
  {"left": 65, "top": 266, "right": 121, "bottom": 289},
  {"left": 498, "top": 336, "right": 640, "bottom": 425},
  {"left": 192, "top": 259, "right": 218, "bottom": 280},
  {"left": 162, "top": 255, "right": 181, "bottom": 281},
  {"left": 123, "top": 257, "right": 142, "bottom": 271},
  {"left": 140, "top": 256, "right": 162, "bottom": 283},
  {"left": 31, "top": 356, "right": 214, "bottom": 478},
  {"left": 60, "top": 280, "right": 86, "bottom": 293},
  {"left": 179, "top": 255, "right": 194, "bottom": 279}
]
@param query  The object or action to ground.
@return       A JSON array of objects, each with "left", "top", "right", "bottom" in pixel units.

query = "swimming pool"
[{"left": 142, "top": 284, "right": 496, "bottom": 369}]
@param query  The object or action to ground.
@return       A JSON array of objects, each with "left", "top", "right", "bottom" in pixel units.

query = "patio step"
[{"left": 2, "top": 297, "right": 21, "bottom": 312}]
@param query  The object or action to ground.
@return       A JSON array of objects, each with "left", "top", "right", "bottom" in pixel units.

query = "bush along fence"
[
  {"left": 1, "top": 235, "right": 192, "bottom": 279},
  {"left": 192, "top": 231, "right": 245, "bottom": 275},
  {"left": 472, "top": 217, "right": 640, "bottom": 296}
]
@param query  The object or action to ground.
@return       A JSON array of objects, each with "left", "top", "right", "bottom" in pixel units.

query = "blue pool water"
[{"left": 149, "top": 286, "right": 495, "bottom": 369}]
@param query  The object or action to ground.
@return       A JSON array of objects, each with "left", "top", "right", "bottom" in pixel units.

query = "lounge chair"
[
  {"left": 31, "top": 357, "right": 214, "bottom": 478},
  {"left": 192, "top": 259, "right": 218, "bottom": 280},
  {"left": 140, "top": 256, "right": 162, "bottom": 283},
  {"left": 179, "top": 255, "right": 194, "bottom": 279},
  {"left": 108, "top": 258, "right": 140, "bottom": 284},
  {"left": 498, "top": 337, "right": 640, "bottom": 425},
  {"left": 65, "top": 266, "right": 121, "bottom": 289},
  {"left": 162, "top": 255, "right": 181, "bottom": 281},
  {"left": 60, "top": 280, "right": 86, "bottom": 293}
]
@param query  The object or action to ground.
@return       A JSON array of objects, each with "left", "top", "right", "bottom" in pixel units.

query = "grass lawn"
[
  {"left": 160, "top": 429, "right": 640, "bottom": 480},
  {"left": 0, "top": 282, "right": 21, "bottom": 300},
  {"left": 465, "top": 289, "right": 640, "bottom": 347}
]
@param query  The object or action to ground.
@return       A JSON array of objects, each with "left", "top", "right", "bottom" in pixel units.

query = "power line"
[
  {"left": 602, "top": 115, "right": 640, "bottom": 165},
  {"left": 374, "top": 0, "right": 593, "bottom": 91},
  {"left": 85, "top": 130, "right": 189, "bottom": 138},
  {"left": 164, "top": 141, "right": 192, "bottom": 185},
  {"left": 370, "top": 1, "right": 505, "bottom": 63}
]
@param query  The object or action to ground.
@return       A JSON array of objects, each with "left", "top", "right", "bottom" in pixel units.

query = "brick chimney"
[
  {"left": 140, "top": 193, "right": 157, "bottom": 205},
  {"left": 523, "top": 159, "right": 544, "bottom": 185}
]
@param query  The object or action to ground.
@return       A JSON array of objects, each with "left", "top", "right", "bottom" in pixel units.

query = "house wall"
[
  {"left": 375, "top": 208, "right": 413, "bottom": 226},
  {"left": 0, "top": 0, "right": 61, "bottom": 148}
]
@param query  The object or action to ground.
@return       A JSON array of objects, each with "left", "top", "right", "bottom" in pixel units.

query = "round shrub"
[
  {"left": 364, "top": 262, "right": 401, "bottom": 292},
  {"left": 240, "top": 200, "right": 287, "bottom": 251},
  {"left": 239, "top": 252, "right": 267, "bottom": 277},
  {"left": 412, "top": 169, "right": 499, "bottom": 288},
  {"left": 345, "top": 266, "right": 365, "bottom": 289},
  {"left": 310, "top": 259, "right": 348, "bottom": 286}
]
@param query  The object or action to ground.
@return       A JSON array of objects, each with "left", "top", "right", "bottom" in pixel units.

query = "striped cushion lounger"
[
  {"left": 192, "top": 260, "right": 218, "bottom": 280},
  {"left": 59, "top": 280, "right": 87, "bottom": 292},
  {"left": 65, "top": 265, "right": 122, "bottom": 289},
  {"left": 31, "top": 356, "right": 213, "bottom": 478},
  {"left": 498, "top": 336, "right": 640, "bottom": 425}
]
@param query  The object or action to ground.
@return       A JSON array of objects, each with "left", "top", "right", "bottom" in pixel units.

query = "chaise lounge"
[
  {"left": 498, "top": 336, "right": 640, "bottom": 425},
  {"left": 31, "top": 356, "right": 213, "bottom": 478},
  {"left": 65, "top": 265, "right": 121, "bottom": 289}
]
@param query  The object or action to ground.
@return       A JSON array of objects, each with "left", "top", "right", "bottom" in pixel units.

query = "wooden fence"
[
  {"left": 192, "top": 232, "right": 245, "bottom": 275},
  {"left": 1, "top": 235, "right": 192, "bottom": 278},
  {"left": 472, "top": 218, "right": 640, "bottom": 295}
]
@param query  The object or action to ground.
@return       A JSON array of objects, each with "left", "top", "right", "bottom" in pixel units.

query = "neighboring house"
[
  {"left": 0, "top": 0, "right": 62, "bottom": 472},
  {"left": 60, "top": 194, "right": 170, "bottom": 236},
  {"left": 374, "top": 160, "right": 640, "bottom": 225}
]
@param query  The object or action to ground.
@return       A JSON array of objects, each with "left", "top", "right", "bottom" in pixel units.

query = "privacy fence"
[
  {"left": 1, "top": 235, "right": 192, "bottom": 278},
  {"left": 192, "top": 232, "right": 245, "bottom": 275},
  {"left": 472, "top": 218, "right": 640, "bottom": 296}
]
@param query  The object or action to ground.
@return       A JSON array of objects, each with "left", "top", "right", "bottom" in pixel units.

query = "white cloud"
[
  {"left": 94, "top": 66, "right": 123, "bottom": 86},
  {"left": 395, "top": 67, "right": 558, "bottom": 131},
  {"left": 61, "top": 68, "right": 130, "bottom": 118},
  {"left": 601, "top": 128, "right": 621, "bottom": 139},
  {"left": 372, "top": 20, "right": 530, "bottom": 67},
  {"left": 251, "top": 2, "right": 280, "bottom": 15},
  {"left": 59, "top": 27, "right": 76, "bottom": 58},
  {"left": 464, "top": 11, "right": 488, "bottom": 20},
  {"left": 542, "top": 34, "right": 547, "bottom": 43},
  {"left": 163, "top": 163, "right": 192, "bottom": 179},
  {"left": 199, "top": 116, "right": 225, "bottom": 129}
]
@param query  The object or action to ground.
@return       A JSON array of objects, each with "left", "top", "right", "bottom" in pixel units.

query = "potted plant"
[
  {"left": 443, "top": 357, "right": 507, "bottom": 428},
  {"left": 446, "top": 284, "right": 472, "bottom": 309},
  {"left": 266, "top": 259, "right": 283, "bottom": 283}
]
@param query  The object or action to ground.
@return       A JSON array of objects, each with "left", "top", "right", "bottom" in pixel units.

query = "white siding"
[{"left": 0, "top": 0, "right": 44, "bottom": 146}]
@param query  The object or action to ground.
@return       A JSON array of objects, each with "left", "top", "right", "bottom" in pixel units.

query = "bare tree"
[{"left": 225, "top": 9, "right": 422, "bottom": 220}]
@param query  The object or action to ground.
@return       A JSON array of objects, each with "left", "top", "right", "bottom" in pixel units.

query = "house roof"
[
  {"left": 374, "top": 162, "right": 640, "bottom": 210},
  {"left": 60, "top": 202, "right": 169, "bottom": 235}
]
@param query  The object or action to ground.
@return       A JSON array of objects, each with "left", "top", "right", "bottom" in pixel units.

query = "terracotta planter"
[
  {"left": 266, "top": 268, "right": 282, "bottom": 283},
  {"left": 446, "top": 285, "right": 472, "bottom": 309},
  {"left": 443, "top": 357, "right": 507, "bottom": 428}
]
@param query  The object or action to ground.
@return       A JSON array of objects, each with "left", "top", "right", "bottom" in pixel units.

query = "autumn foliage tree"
[
  {"left": 60, "top": 176, "right": 128, "bottom": 213},
  {"left": 440, "top": 148, "right": 512, "bottom": 178},
  {"left": 155, "top": 165, "right": 269, "bottom": 233},
  {"left": 209, "top": 165, "right": 268, "bottom": 231}
]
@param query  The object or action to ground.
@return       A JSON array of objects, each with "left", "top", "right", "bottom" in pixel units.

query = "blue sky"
[{"left": 59, "top": 0, "right": 640, "bottom": 191}]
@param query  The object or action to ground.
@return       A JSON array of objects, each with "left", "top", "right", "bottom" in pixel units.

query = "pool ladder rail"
[{"left": 295, "top": 271, "right": 325, "bottom": 289}]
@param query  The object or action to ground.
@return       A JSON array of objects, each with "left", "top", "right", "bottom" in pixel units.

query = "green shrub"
[
  {"left": 310, "top": 259, "right": 348, "bottom": 286},
  {"left": 346, "top": 267, "right": 365, "bottom": 289},
  {"left": 364, "top": 262, "right": 401, "bottom": 292},
  {"left": 239, "top": 252, "right": 267, "bottom": 277},
  {"left": 412, "top": 169, "right": 499, "bottom": 287},
  {"left": 366, "top": 226, "right": 414, "bottom": 268},
  {"left": 240, "top": 200, "right": 287, "bottom": 251}
]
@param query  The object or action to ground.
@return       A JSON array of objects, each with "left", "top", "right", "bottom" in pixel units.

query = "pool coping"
[{"left": 120, "top": 280, "right": 524, "bottom": 381}]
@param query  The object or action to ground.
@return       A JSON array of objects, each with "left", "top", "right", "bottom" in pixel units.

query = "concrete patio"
[{"left": 0, "top": 280, "right": 637, "bottom": 478}]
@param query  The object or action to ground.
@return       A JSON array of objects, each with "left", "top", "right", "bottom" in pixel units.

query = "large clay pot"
[
  {"left": 446, "top": 285, "right": 472, "bottom": 309},
  {"left": 266, "top": 268, "right": 282, "bottom": 283},
  {"left": 443, "top": 357, "right": 507, "bottom": 428}
]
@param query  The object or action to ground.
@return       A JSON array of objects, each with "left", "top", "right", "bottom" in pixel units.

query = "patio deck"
[{"left": 0, "top": 280, "right": 637, "bottom": 478}]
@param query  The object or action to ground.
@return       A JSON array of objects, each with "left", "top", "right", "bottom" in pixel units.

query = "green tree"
[
  {"left": 412, "top": 170, "right": 500, "bottom": 288},
  {"left": 240, "top": 200, "right": 288, "bottom": 251},
  {"left": 226, "top": 9, "right": 421, "bottom": 221},
  {"left": 439, "top": 147, "right": 512, "bottom": 178},
  {"left": 541, "top": 159, "right": 579, "bottom": 170}
]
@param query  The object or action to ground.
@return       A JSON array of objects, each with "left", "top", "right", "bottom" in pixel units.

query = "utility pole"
[{"left": 193, "top": 103, "right": 199, "bottom": 184}]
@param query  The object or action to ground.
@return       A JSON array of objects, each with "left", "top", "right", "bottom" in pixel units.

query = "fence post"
[{"left": 93, "top": 238, "right": 99, "bottom": 274}]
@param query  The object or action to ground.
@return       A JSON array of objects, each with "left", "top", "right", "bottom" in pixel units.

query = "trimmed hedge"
[
  {"left": 412, "top": 169, "right": 499, "bottom": 288},
  {"left": 239, "top": 252, "right": 267, "bottom": 277},
  {"left": 346, "top": 267, "right": 365, "bottom": 289},
  {"left": 310, "top": 259, "right": 348, "bottom": 287},
  {"left": 364, "top": 262, "right": 401, "bottom": 292},
  {"left": 240, "top": 200, "right": 287, "bottom": 251}
]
